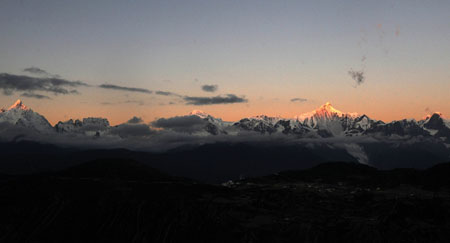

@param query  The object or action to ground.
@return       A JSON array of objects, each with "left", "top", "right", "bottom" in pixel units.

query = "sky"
[{"left": 0, "top": 0, "right": 449, "bottom": 125}]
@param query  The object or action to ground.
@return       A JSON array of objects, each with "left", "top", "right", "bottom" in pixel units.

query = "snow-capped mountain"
[
  {"left": 1, "top": 99, "right": 449, "bottom": 144},
  {"left": 189, "top": 110, "right": 230, "bottom": 135},
  {"left": 419, "top": 113, "right": 450, "bottom": 142},
  {"left": 295, "top": 102, "right": 374, "bottom": 137},
  {"left": 0, "top": 99, "right": 53, "bottom": 133},
  {"left": 233, "top": 115, "right": 282, "bottom": 134},
  {"left": 55, "top": 117, "right": 110, "bottom": 136},
  {"left": 232, "top": 103, "right": 381, "bottom": 137}
]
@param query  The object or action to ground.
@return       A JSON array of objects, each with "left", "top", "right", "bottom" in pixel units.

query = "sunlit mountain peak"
[
  {"left": 295, "top": 102, "right": 358, "bottom": 121},
  {"left": 189, "top": 110, "right": 210, "bottom": 118},
  {"left": 8, "top": 99, "right": 29, "bottom": 111}
]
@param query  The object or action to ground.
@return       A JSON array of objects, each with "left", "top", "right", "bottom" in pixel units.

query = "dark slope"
[
  {"left": 0, "top": 141, "right": 356, "bottom": 183},
  {"left": 0, "top": 140, "right": 449, "bottom": 183},
  {"left": 1, "top": 160, "right": 450, "bottom": 242}
]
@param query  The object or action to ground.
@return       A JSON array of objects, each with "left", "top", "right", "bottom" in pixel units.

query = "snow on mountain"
[
  {"left": 294, "top": 102, "right": 377, "bottom": 137},
  {"left": 230, "top": 103, "right": 383, "bottom": 137},
  {"left": 0, "top": 99, "right": 53, "bottom": 133},
  {"left": 8, "top": 99, "right": 29, "bottom": 110},
  {"left": 232, "top": 115, "right": 284, "bottom": 134},
  {"left": 365, "top": 118, "right": 429, "bottom": 137},
  {"left": 295, "top": 102, "right": 358, "bottom": 122},
  {"left": 188, "top": 110, "right": 230, "bottom": 135},
  {"left": 296, "top": 102, "right": 356, "bottom": 136},
  {"left": 419, "top": 113, "right": 450, "bottom": 142},
  {"left": 55, "top": 117, "right": 110, "bottom": 136},
  {"left": 1, "top": 99, "right": 449, "bottom": 144}
]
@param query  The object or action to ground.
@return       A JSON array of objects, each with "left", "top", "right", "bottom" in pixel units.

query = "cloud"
[
  {"left": 98, "top": 84, "right": 179, "bottom": 97},
  {"left": 290, "top": 98, "right": 307, "bottom": 103},
  {"left": 127, "top": 116, "right": 143, "bottom": 124},
  {"left": 155, "top": 91, "right": 180, "bottom": 97},
  {"left": 0, "top": 73, "right": 88, "bottom": 96},
  {"left": 98, "top": 84, "right": 153, "bottom": 94},
  {"left": 124, "top": 100, "right": 145, "bottom": 106},
  {"left": 21, "top": 92, "right": 51, "bottom": 99},
  {"left": 348, "top": 69, "right": 365, "bottom": 86},
  {"left": 184, "top": 94, "right": 248, "bottom": 105},
  {"left": 23, "top": 67, "right": 51, "bottom": 76},
  {"left": 151, "top": 115, "right": 208, "bottom": 133},
  {"left": 201, "top": 85, "right": 218, "bottom": 92}
]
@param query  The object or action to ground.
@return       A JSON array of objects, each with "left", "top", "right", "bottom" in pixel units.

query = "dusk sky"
[{"left": 1, "top": 0, "right": 449, "bottom": 125}]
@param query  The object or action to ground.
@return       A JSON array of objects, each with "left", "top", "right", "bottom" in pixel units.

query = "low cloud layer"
[
  {"left": 99, "top": 84, "right": 153, "bottom": 94},
  {"left": 109, "top": 123, "right": 154, "bottom": 138},
  {"left": 151, "top": 115, "right": 208, "bottom": 133},
  {"left": 0, "top": 73, "right": 88, "bottom": 96},
  {"left": 348, "top": 69, "right": 365, "bottom": 86},
  {"left": 184, "top": 94, "right": 247, "bottom": 105},
  {"left": 201, "top": 85, "right": 218, "bottom": 92},
  {"left": 291, "top": 98, "right": 307, "bottom": 103}
]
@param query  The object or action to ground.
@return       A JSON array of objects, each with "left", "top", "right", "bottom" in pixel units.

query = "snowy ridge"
[{"left": 0, "top": 99, "right": 53, "bottom": 133}]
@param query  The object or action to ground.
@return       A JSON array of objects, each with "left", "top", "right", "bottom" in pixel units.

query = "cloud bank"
[
  {"left": 151, "top": 115, "right": 208, "bottom": 133},
  {"left": 0, "top": 73, "right": 88, "bottom": 96}
]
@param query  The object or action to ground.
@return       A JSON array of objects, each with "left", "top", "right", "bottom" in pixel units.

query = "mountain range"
[
  {"left": 2, "top": 99, "right": 449, "bottom": 143},
  {"left": 1, "top": 99, "right": 450, "bottom": 180}
]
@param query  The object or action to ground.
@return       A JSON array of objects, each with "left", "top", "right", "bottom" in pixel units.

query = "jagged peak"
[
  {"left": 249, "top": 114, "right": 282, "bottom": 122},
  {"left": 423, "top": 112, "right": 444, "bottom": 120},
  {"left": 295, "top": 102, "right": 358, "bottom": 121},
  {"left": 189, "top": 110, "right": 211, "bottom": 118},
  {"left": 8, "top": 99, "right": 30, "bottom": 111}
]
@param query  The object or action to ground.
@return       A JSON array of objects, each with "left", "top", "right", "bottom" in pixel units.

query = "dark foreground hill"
[
  {"left": 1, "top": 140, "right": 449, "bottom": 183},
  {"left": 1, "top": 160, "right": 450, "bottom": 242}
]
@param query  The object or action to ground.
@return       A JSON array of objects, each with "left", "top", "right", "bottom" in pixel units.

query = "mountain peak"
[
  {"left": 8, "top": 99, "right": 29, "bottom": 111},
  {"left": 317, "top": 102, "right": 340, "bottom": 114},
  {"left": 189, "top": 110, "right": 210, "bottom": 118},
  {"left": 424, "top": 112, "right": 443, "bottom": 119},
  {"left": 296, "top": 102, "right": 358, "bottom": 121}
]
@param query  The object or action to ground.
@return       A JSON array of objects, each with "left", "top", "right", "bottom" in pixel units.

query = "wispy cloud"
[
  {"left": 184, "top": 94, "right": 248, "bottom": 105},
  {"left": 155, "top": 91, "right": 180, "bottom": 97},
  {"left": 21, "top": 92, "right": 51, "bottom": 99},
  {"left": 98, "top": 84, "right": 153, "bottom": 94},
  {"left": 201, "top": 84, "right": 218, "bottom": 92},
  {"left": 23, "top": 67, "right": 51, "bottom": 76},
  {"left": 290, "top": 98, "right": 307, "bottom": 103}
]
